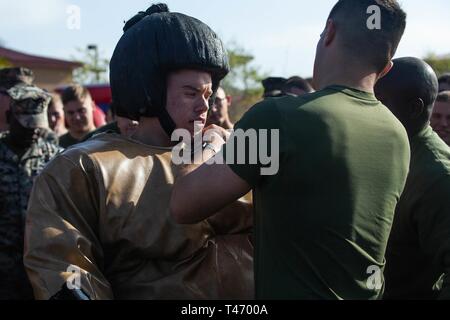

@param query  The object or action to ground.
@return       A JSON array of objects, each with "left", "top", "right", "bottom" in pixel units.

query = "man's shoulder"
[
  {"left": 235, "top": 92, "right": 325, "bottom": 128},
  {"left": 60, "top": 133, "right": 124, "bottom": 155},
  {"left": 40, "top": 133, "right": 173, "bottom": 187},
  {"left": 81, "top": 122, "right": 120, "bottom": 142},
  {"left": 412, "top": 129, "right": 450, "bottom": 180},
  {"left": 57, "top": 133, "right": 168, "bottom": 165},
  {"left": 39, "top": 134, "right": 126, "bottom": 176}
]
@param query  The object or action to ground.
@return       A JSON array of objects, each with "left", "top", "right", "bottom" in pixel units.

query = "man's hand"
[
  {"left": 189, "top": 124, "right": 230, "bottom": 169},
  {"left": 203, "top": 124, "right": 232, "bottom": 143},
  {"left": 170, "top": 125, "right": 251, "bottom": 224}
]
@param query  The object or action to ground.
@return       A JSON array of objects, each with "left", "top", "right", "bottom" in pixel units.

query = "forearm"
[
  {"left": 171, "top": 153, "right": 251, "bottom": 224},
  {"left": 176, "top": 140, "right": 221, "bottom": 178}
]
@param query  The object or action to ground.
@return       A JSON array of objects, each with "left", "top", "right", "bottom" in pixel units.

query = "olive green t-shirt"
[
  {"left": 222, "top": 85, "right": 410, "bottom": 299},
  {"left": 384, "top": 126, "right": 450, "bottom": 300}
]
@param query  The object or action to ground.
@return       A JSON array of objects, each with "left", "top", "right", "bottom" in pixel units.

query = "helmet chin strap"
[{"left": 157, "top": 106, "right": 177, "bottom": 138}]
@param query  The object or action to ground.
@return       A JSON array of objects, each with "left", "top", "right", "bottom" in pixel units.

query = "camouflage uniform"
[
  {"left": 0, "top": 83, "right": 61, "bottom": 300},
  {"left": 0, "top": 67, "right": 58, "bottom": 144}
]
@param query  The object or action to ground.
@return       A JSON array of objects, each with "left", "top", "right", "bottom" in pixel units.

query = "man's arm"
[
  {"left": 24, "top": 154, "right": 113, "bottom": 300},
  {"left": 171, "top": 99, "right": 283, "bottom": 225},
  {"left": 171, "top": 137, "right": 251, "bottom": 224},
  {"left": 413, "top": 178, "right": 450, "bottom": 299}
]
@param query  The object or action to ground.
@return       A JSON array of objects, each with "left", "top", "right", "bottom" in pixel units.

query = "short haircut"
[
  {"left": 283, "top": 76, "right": 314, "bottom": 94},
  {"left": 61, "top": 84, "right": 92, "bottom": 105},
  {"left": 436, "top": 91, "right": 450, "bottom": 103},
  {"left": 328, "top": 0, "right": 407, "bottom": 71}
]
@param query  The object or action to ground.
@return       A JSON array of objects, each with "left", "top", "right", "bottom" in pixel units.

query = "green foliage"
[
  {"left": 424, "top": 53, "right": 450, "bottom": 76},
  {"left": 72, "top": 46, "right": 109, "bottom": 84},
  {"left": 222, "top": 42, "right": 266, "bottom": 123}
]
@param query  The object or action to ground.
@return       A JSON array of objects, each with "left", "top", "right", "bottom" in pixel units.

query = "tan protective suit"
[{"left": 24, "top": 133, "right": 254, "bottom": 299}]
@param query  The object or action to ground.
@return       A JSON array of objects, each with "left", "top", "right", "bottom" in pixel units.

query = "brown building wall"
[{"left": 30, "top": 67, "right": 74, "bottom": 91}]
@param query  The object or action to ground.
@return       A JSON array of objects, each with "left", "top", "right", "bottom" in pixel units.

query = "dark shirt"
[
  {"left": 59, "top": 132, "right": 81, "bottom": 148},
  {"left": 81, "top": 122, "right": 121, "bottom": 142},
  {"left": 223, "top": 86, "right": 410, "bottom": 299},
  {"left": 384, "top": 126, "right": 450, "bottom": 300}
]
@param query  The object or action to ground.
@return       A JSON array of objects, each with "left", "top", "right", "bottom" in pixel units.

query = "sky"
[{"left": 1, "top": 0, "right": 449, "bottom": 79}]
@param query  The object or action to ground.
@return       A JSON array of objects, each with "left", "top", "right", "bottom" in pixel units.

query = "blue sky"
[{"left": 1, "top": 0, "right": 449, "bottom": 78}]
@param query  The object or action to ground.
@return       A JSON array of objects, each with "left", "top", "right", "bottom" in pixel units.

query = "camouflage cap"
[
  {"left": 7, "top": 83, "right": 51, "bottom": 129},
  {"left": 0, "top": 67, "right": 35, "bottom": 89}
]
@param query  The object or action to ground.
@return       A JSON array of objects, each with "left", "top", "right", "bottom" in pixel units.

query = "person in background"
[
  {"left": 261, "top": 77, "right": 287, "bottom": 98},
  {"left": 430, "top": 91, "right": 450, "bottom": 146},
  {"left": 59, "top": 84, "right": 97, "bottom": 148},
  {"left": 375, "top": 57, "right": 450, "bottom": 300},
  {"left": 0, "top": 67, "right": 35, "bottom": 133},
  {"left": 47, "top": 93, "right": 67, "bottom": 137},
  {"left": 0, "top": 83, "right": 61, "bottom": 300},
  {"left": 282, "top": 76, "right": 315, "bottom": 96},
  {"left": 206, "top": 87, "right": 233, "bottom": 130},
  {"left": 438, "top": 74, "right": 450, "bottom": 92}
]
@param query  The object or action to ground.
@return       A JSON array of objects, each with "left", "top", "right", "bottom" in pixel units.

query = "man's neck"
[
  {"left": 316, "top": 58, "right": 378, "bottom": 93},
  {"left": 131, "top": 117, "right": 173, "bottom": 147},
  {"left": 54, "top": 125, "right": 68, "bottom": 137},
  {"left": 70, "top": 127, "right": 95, "bottom": 140},
  {"left": 318, "top": 73, "right": 377, "bottom": 94}
]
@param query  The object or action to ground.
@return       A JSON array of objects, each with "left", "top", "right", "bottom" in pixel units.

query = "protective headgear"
[{"left": 110, "top": 3, "right": 229, "bottom": 136}]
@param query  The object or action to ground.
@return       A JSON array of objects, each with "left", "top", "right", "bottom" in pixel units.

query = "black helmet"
[{"left": 110, "top": 3, "right": 229, "bottom": 136}]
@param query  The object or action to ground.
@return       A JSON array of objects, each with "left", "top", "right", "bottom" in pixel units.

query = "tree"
[
  {"left": 222, "top": 42, "right": 267, "bottom": 123},
  {"left": 72, "top": 45, "right": 109, "bottom": 84},
  {"left": 424, "top": 52, "right": 450, "bottom": 76}
]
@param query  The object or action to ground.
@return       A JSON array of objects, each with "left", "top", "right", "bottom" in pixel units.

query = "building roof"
[{"left": 0, "top": 46, "right": 82, "bottom": 70}]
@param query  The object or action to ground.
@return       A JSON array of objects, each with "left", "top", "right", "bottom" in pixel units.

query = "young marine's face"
[
  {"left": 64, "top": 96, "right": 95, "bottom": 135},
  {"left": 431, "top": 101, "right": 450, "bottom": 145},
  {"left": 166, "top": 69, "right": 213, "bottom": 136}
]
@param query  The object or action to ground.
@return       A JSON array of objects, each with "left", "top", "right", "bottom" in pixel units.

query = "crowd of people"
[{"left": 0, "top": 0, "right": 449, "bottom": 300}]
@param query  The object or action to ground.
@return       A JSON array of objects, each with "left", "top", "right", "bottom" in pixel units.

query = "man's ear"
[
  {"left": 409, "top": 98, "right": 425, "bottom": 119},
  {"left": 378, "top": 61, "right": 394, "bottom": 80},
  {"left": 226, "top": 95, "right": 232, "bottom": 106},
  {"left": 323, "top": 19, "right": 337, "bottom": 46}
]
